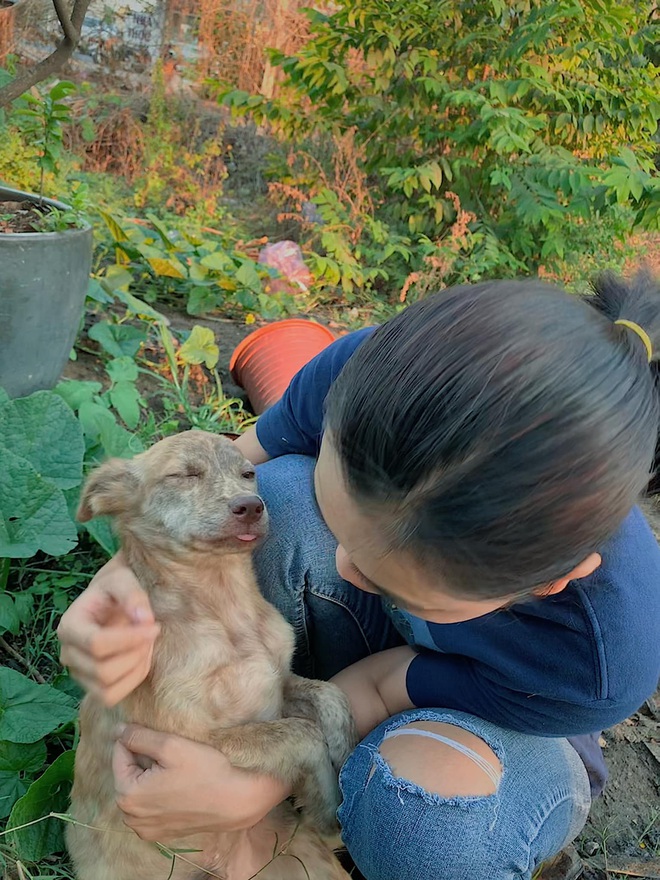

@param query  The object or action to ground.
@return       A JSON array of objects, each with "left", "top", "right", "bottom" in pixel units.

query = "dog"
[{"left": 66, "top": 430, "right": 356, "bottom": 880}]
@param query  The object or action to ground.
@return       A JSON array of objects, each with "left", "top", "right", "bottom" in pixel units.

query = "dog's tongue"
[{"left": 237, "top": 534, "right": 258, "bottom": 542}]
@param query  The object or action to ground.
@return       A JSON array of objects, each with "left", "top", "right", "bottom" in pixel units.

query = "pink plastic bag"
[{"left": 259, "top": 241, "right": 313, "bottom": 295}]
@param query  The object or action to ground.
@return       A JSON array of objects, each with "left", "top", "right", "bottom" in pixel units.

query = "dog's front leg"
[
  {"left": 208, "top": 718, "right": 340, "bottom": 835},
  {"left": 282, "top": 676, "right": 358, "bottom": 774}
]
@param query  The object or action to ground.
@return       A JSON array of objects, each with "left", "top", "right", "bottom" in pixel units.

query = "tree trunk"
[{"left": 0, "top": 0, "right": 92, "bottom": 108}]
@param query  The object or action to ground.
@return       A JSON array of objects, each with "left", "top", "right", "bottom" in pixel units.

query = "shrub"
[{"left": 223, "top": 0, "right": 660, "bottom": 297}]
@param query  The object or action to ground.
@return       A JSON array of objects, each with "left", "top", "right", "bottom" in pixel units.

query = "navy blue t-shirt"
[{"left": 256, "top": 329, "right": 660, "bottom": 796}]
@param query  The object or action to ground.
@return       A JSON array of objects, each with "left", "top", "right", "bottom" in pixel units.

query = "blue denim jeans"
[{"left": 254, "top": 455, "right": 592, "bottom": 880}]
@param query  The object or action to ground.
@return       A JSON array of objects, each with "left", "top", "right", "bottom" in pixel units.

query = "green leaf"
[
  {"left": 112, "top": 287, "right": 169, "bottom": 324},
  {"left": 178, "top": 326, "right": 219, "bottom": 369},
  {"left": 12, "top": 593, "right": 34, "bottom": 625},
  {"left": 0, "top": 450, "right": 78, "bottom": 558},
  {"left": 0, "top": 391, "right": 84, "bottom": 489},
  {"left": 200, "top": 251, "right": 232, "bottom": 271},
  {"left": 0, "top": 595, "right": 20, "bottom": 636},
  {"left": 0, "top": 669, "right": 78, "bottom": 743},
  {"left": 54, "top": 380, "right": 103, "bottom": 412},
  {"left": 109, "top": 381, "right": 141, "bottom": 429},
  {"left": 0, "top": 740, "right": 47, "bottom": 773},
  {"left": 88, "top": 322, "right": 146, "bottom": 358},
  {"left": 7, "top": 750, "right": 75, "bottom": 860},
  {"left": 86, "top": 278, "right": 114, "bottom": 304},
  {"left": 98, "top": 209, "right": 130, "bottom": 242},
  {"left": 187, "top": 286, "right": 221, "bottom": 315},
  {"left": 145, "top": 213, "right": 176, "bottom": 250},
  {"left": 50, "top": 672, "right": 84, "bottom": 703},
  {"left": 106, "top": 357, "right": 138, "bottom": 384},
  {"left": 102, "top": 265, "right": 134, "bottom": 292},
  {"left": 0, "top": 771, "right": 28, "bottom": 819},
  {"left": 77, "top": 400, "right": 116, "bottom": 441},
  {"left": 49, "top": 80, "right": 76, "bottom": 101},
  {"left": 97, "top": 419, "right": 144, "bottom": 459},
  {"left": 235, "top": 260, "right": 262, "bottom": 293},
  {"left": 83, "top": 516, "right": 119, "bottom": 557}
]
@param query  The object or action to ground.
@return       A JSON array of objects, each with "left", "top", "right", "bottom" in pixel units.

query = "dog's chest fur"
[{"left": 120, "top": 548, "right": 295, "bottom": 741}]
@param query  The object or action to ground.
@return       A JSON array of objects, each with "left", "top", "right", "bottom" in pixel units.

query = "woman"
[{"left": 58, "top": 273, "right": 660, "bottom": 880}]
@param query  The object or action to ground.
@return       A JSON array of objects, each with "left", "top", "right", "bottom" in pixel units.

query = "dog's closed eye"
[{"left": 164, "top": 469, "right": 204, "bottom": 480}]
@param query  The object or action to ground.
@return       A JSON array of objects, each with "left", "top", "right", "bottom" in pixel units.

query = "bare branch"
[
  {"left": 0, "top": 635, "right": 47, "bottom": 684},
  {"left": 52, "top": 0, "right": 77, "bottom": 44},
  {"left": 0, "top": 0, "right": 93, "bottom": 109}
]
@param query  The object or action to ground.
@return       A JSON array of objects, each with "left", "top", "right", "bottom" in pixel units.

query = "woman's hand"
[
  {"left": 112, "top": 724, "right": 292, "bottom": 841},
  {"left": 57, "top": 553, "right": 159, "bottom": 706}
]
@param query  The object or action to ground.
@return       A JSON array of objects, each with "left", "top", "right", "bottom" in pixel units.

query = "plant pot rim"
[
  {"left": 0, "top": 184, "right": 91, "bottom": 239},
  {"left": 229, "top": 318, "right": 335, "bottom": 372}
]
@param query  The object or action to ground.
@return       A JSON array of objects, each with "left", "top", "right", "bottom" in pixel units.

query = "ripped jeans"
[{"left": 254, "top": 455, "right": 592, "bottom": 880}]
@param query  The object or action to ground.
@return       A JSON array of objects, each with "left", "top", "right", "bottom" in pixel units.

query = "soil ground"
[{"left": 0, "top": 199, "right": 48, "bottom": 233}]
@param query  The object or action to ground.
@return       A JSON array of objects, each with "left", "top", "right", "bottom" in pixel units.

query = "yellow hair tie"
[{"left": 614, "top": 319, "right": 653, "bottom": 363}]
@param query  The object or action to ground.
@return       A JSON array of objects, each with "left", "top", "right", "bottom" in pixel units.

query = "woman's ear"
[
  {"left": 77, "top": 459, "right": 138, "bottom": 522},
  {"left": 537, "top": 553, "right": 602, "bottom": 597}
]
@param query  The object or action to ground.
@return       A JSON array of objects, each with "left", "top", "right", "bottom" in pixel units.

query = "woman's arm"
[
  {"left": 233, "top": 425, "right": 271, "bottom": 465},
  {"left": 331, "top": 646, "right": 416, "bottom": 739}
]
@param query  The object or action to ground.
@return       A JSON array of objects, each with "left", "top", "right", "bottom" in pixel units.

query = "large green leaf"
[
  {"left": 88, "top": 321, "right": 146, "bottom": 358},
  {"left": 109, "top": 382, "right": 141, "bottom": 429},
  {"left": 178, "top": 326, "right": 219, "bottom": 369},
  {"left": 7, "top": 750, "right": 75, "bottom": 861},
  {"left": 83, "top": 516, "right": 119, "bottom": 556},
  {"left": 0, "top": 451, "right": 78, "bottom": 558},
  {"left": 0, "top": 741, "right": 47, "bottom": 819},
  {"left": 0, "top": 770, "right": 28, "bottom": 819},
  {"left": 0, "top": 392, "right": 84, "bottom": 489},
  {"left": 0, "top": 740, "right": 47, "bottom": 772},
  {"left": 54, "top": 379, "right": 103, "bottom": 411},
  {"left": 0, "top": 668, "right": 78, "bottom": 743}
]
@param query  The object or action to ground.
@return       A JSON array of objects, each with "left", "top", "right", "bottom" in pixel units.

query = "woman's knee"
[
  {"left": 338, "top": 710, "right": 591, "bottom": 880},
  {"left": 376, "top": 721, "right": 502, "bottom": 798}
]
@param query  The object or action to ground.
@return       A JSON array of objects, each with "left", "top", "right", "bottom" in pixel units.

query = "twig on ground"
[{"left": 0, "top": 635, "right": 47, "bottom": 683}]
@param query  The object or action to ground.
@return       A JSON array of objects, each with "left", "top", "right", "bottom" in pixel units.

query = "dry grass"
[{"left": 168, "top": 0, "right": 311, "bottom": 96}]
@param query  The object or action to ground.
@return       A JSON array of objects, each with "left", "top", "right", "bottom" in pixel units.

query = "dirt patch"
[
  {"left": 625, "top": 233, "right": 660, "bottom": 277},
  {"left": 0, "top": 199, "right": 47, "bottom": 233},
  {"left": 579, "top": 693, "right": 660, "bottom": 879}
]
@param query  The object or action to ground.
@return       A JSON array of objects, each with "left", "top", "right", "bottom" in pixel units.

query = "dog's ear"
[{"left": 77, "top": 459, "right": 139, "bottom": 522}]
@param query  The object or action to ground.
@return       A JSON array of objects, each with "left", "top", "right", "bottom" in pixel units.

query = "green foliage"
[
  {"left": 7, "top": 751, "right": 75, "bottom": 862},
  {"left": 12, "top": 81, "right": 77, "bottom": 204},
  {"left": 0, "top": 667, "right": 77, "bottom": 841},
  {"left": 223, "top": 0, "right": 660, "bottom": 293},
  {"left": 95, "top": 210, "right": 299, "bottom": 319},
  {"left": 0, "top": 670, "right": 78, "bottom": 745},
  {"left": 0, "top": 391, "right": 84, "bottom": 559}
]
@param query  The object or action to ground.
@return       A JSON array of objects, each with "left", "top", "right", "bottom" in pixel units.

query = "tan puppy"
[{"left": 66, "top": 431, "right": 356, "bottom": 880}]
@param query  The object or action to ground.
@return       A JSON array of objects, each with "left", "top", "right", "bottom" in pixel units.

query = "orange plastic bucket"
[{"left": 229, "top": 319, "right": 336, "bottom": 414}]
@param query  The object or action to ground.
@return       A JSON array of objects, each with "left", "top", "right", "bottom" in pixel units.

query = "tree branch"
[
  {"left": 51, "top": 0, "right": 77, "bottom": 44},
  {"left": 0, "top": 0, "right": 93, "bottom": 109}
]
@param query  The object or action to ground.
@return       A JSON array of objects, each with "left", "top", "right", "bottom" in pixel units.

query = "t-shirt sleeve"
[{"left": 255, "top": 327, "right": 376, "bottom": 459}]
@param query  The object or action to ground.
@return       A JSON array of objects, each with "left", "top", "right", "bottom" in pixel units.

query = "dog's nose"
[{"left": 229, "top": 495, "right": 264, "bottom": 523}]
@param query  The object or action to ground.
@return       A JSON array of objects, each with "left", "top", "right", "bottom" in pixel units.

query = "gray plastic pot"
[{"left": 0, "top": 185, "right": 93, "bottom": 398}]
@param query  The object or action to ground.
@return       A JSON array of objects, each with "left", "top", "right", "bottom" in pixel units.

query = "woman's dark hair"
[{"left": 324, "top": 272, "right": 660, "bottom": 599}]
